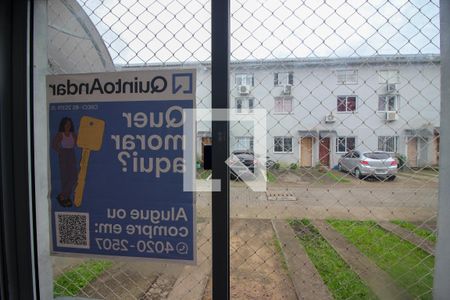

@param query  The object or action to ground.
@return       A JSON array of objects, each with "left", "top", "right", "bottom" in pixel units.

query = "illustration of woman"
[{"left": 52, "top": 117, "right": 78, "bottom": 207}]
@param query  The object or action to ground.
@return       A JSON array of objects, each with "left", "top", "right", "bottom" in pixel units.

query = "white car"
[{"left": 338, "top": 151, "right": 397, "bottom": 180}]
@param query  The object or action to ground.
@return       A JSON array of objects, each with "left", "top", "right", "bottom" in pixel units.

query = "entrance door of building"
[
  {"left": 300, "top": 137, "right": 313, "bottom": 167},
  {"left": 407, "top": 137, "right": 418, "bottom": 168},
  {"left": 319, "top": 137, "right": 330, "bottom": 167}
]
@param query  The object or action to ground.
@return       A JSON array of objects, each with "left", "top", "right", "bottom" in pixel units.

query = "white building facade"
[
  {"left": 226, "top": 55, "right": 440, "bottom": 169},
  {"left": 124, "top": 55, "right": 440, "bottom": 169}
]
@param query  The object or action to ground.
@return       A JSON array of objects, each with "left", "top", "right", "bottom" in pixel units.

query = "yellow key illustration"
[{"left": 74, "top": 116, "right": 105, "bottom": 207}]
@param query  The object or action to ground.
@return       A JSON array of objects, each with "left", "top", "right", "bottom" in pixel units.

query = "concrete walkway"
[
  {"left": 378, "top": 221, "right": 435, "bottom": 255},
  {"left": 168, "top": 222, "right": 211, "bottom": 300},
  {"left": 272, "top": 220, "right": 332, "bottom": 300}
]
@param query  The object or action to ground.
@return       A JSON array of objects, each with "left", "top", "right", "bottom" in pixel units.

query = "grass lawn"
[
  {"left": 328, "top": 220, "right": 434, "bottom": 300},
  {"left": 391, "top": 220, "right": 436, "bottom": 243},
  {"left": 267, "top": 171, "right": 277, "bottom": 182},
  {"left": 197, "top": 169, "right": 212, "bottom": 179},
  {"left": 289, "top": 219, "right": 377, "bottom": 300},
  {"left": 53, "top": 260, "right": 113, "bottom": 297}
]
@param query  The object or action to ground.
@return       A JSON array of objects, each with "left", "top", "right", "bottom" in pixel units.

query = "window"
[
  {"left": 235, "top": 97, "right": 254, "bottom": 113},
  {"left": 378, "top": 95, "right": 398, "bottom": 111},
  {"left": 274, "top": 137, "right": 293, "bottom": 153},
  {"left": 336, "top": 69, "right": 358, "bottom": 84},
  {"left": 234, "top": 136, "right": 254, "bottom": 151},
  {"left": 378, "top": 70, "right": 400, "bottom": 84},
  {"left": 378, "top": 136, "right": 398, "bottom": 152},
  {"left": 274, "top": 72, "right": 293, "bottom": 86},
  {"left": 337, "top": 96, "right": 357, "bottom": 112},
  {"left": 274, "top": 97, "right": 293, "bottom": 113},
  {"left": 336, "top": 137, "right": 356, "bottom": 152},
  {"left": 235, "top": 73, "right": 254, "bottom": 86}
]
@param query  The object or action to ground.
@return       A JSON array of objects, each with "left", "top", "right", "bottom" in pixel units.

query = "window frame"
[
  {"left": 337, "top": 95, "right": 358, "bottom": 113},
  {"left": 378, "top": 69, "right": 400, "bottom": 84},
  {"left": 235, "top": 73, "right": 254, "bottom": 87},
  {"left": 378, "top": 136, "right": 398, "bottom": 153},
  {"left": 274, "top": 71, "right": 294, "bottom": 86},
  {"left": 273, "top": 136, "right": 293, "bottom": 153},
  {"left": 235, "top": 97, "right": 255, "bottom": 114},
  {"left": 273, "top": 96, "right": 293, "bottom": 114},
  {"left": 234, "top": 136, "right": 254, "bottom": 151},
  {"left": 336, "top": 69, "right": 358, "bottom": 85},
  {"left": 378, "top": 94, "right": 399, "bottom": 112},
  {"left": 336, "top": 136, "right": 356, "bottom": 153}
]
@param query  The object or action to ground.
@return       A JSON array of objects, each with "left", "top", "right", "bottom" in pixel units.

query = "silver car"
[{"left": 338, "top": 151, "right": 397, "bottom": 180}]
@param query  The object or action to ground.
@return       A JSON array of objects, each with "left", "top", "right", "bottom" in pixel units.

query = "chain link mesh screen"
[
  {"left": 229, "top": 1, "right": 439, "bottom": 299},
  {"left": 46, "top": 0, "right": 439, "bottom": 299}
]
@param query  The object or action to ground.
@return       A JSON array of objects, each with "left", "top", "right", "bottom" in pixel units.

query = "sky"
[{"left": 77, "top": 0, "right": 440, "bottom": 65}]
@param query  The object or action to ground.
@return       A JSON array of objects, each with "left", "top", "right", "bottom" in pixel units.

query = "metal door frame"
[{"left": 0, "top": 0, "right": 37, "bottom": 299}]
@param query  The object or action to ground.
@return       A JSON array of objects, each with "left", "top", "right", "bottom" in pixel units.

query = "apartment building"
[{"left": 195, "top": 55, "right": 440, "bottom": 168}]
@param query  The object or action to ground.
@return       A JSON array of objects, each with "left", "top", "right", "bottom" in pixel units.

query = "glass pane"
[
  {"left": 337, "top": 137, "right": 346, "bottom": 152},
  {"left": 347, "top": 137, "right": 356, "bottom": 151},
  {"left": 337, "top": 97, "right": 346, "bottom": 111},
  {"left": 230, "top": 1, "right": 440, "bottom": 298},
  {"left": 284, "top": 98, "right": 292, "bottom": 113},
  {"left": 274, "top": 98, "right": 283, "bottom": 112},
  {"left": 274, "top": 137, "right": 283, "bottom": 152},
  {"left": 347, "top": 97, "right": 356, "bottom": 111},
  {"left": 284, "top": 138, "right": 292, "bottom": 152},
  {"left": 388, "top": 96, "right": 397, "bottom": 111},
  {"left": 36, "top": 0, "right": 212, "bottom": 298}
]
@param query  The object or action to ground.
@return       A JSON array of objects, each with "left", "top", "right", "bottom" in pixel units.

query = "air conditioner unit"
[
  {"left": 379, "top": 83, "right": 397, "bottom": 94},
  {"left": 386, "top": 83, "right": 397, "bottom": 93},
  {"left": 386, "top": 111, "right": 397, "bottom": 121},
  {"left": 282, "top": 84, "right": 292, "bottom": 95},
  {"left": 325, "top": 113, "right": 336, "bottom": 123},
  {"left": 238, "top": 85, "right": 250, "bottom": 95}
]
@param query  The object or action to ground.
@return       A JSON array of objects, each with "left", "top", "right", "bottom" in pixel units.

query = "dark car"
[
  {"left": 266, "top": 156, "right": 276, "bottom": 169},
  {"left": 228, "top": 150, "right": 257, "bottom": 179}
]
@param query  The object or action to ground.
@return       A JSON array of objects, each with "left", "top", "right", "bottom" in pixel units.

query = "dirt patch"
[
  {"left": 230, "top": 219, "right": 296, "bottom": 299},
  {"left": 140, "top": 274, "right": 177, "bottom": 300},
  {"left": 202, "top": 219, "right": 296, "bottom": 300}
]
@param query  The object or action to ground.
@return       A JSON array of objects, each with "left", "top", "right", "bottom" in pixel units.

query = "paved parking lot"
[{"left": 196, "top": 169, "right": 439, "bottom": 221}]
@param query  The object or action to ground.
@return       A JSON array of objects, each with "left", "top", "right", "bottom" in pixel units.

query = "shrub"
[{"left": 395, "top": 153, "right": 407, "bottom": 171}]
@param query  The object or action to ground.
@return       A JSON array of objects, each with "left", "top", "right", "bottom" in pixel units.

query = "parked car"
[
  {"left": 266, "top": 156, "right": 276, "bottom": 169},
  {"left": 338, "top": 151, "right": 397, "bottom": 180},
  {"left": 228, "top": 150, "right": 257, "bottom": 179}
]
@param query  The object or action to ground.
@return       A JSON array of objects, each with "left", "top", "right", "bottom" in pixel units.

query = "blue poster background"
[{"left": 49, "top": 100, "right": 194, "bottom": 261}]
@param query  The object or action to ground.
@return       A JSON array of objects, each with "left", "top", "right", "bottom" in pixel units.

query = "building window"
[
  {"left": 378, "top": 136, "right": 398, "bottom": 152},
  {"left": 274, "top": 137, "right": 293, "bottom": 153},
  {"left": 337, "top": 96, "right": 357, "bottom": 112},
  {"left": 378, "top": 95, "right": 398, "bottom": 112},
  {"left": 378, "top": 70, "right": 400, "bottom": 84},
  {"left": 274, "top": 97, "right": 293, "bottom": 113},
  {"left": 336, "top": 69, "right": 358, "bottom": 85},
  {"left": 235, "top": 73, "right": 254, "bottom": 86},
  {"left": 336, "top": 137, "right": 356, "bottom": 153},
  {"left": 236, "top": 97, "right": 254, "bottom": 113},
  {"left": 274, "top": 72, "right": 293, "bottom": 86},
  {"left": 234, "top": 136, "right": 254, "bottom": 151}
]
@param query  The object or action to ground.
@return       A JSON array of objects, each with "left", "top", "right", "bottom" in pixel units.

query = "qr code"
[{"left": 55, "top": 212, "right": 90, "bottom": 249}]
